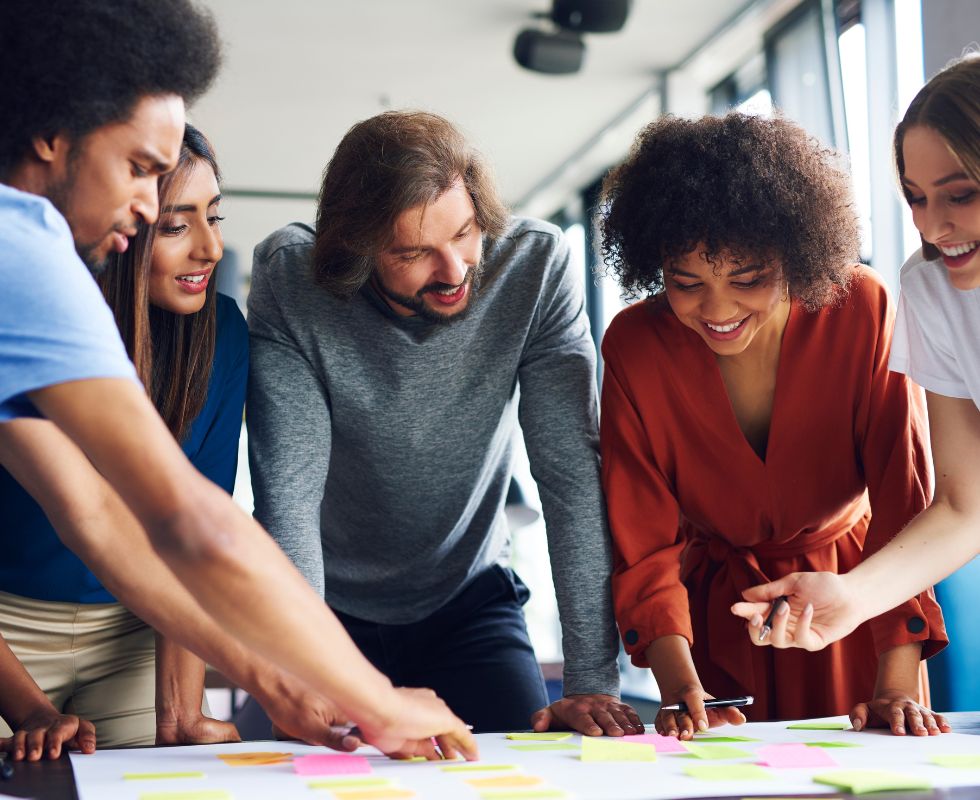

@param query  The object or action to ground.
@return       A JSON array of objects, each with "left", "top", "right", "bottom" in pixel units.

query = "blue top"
[
  {"left": 0, "top": 293, "right": 248, "bottom": 603},
  {"left": 0, "top": 183, "right": 137, "bottom": 420}
]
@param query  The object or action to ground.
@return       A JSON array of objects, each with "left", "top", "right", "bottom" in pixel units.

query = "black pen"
[
  {"left": 0, "top": 752, "right": 14, "bottom": 781},
  {"left": 659, "top": 696, "right": 754, "bottom": 713},
  {"left": 759, "top": 595, "right": 789, "bottom": 642}
]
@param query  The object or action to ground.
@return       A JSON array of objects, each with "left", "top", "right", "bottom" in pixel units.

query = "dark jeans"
[{"left": 335, "top": 564, "right": 548, "bottom": 733}]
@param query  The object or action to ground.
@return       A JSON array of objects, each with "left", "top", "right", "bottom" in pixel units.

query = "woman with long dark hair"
[{"left": 0, "top": 124, "right": 246, "bottom": 754}]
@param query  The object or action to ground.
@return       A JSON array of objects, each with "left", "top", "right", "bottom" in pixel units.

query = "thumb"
[
  {"left": 530, "top": 707, "right": 553, "bottom": 732},
  {"left": 740, "top": 575, "right": 796, "bottom": 603},
  {"left": 850, "top": 703, "right": 870, "bottom": 732}
]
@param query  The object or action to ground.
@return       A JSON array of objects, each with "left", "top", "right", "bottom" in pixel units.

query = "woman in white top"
[{"left": 732, "top": 54, "right": 980, "bottom": 734}]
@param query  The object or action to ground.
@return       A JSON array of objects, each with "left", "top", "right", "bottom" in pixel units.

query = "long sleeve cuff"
[
  {"left": 561, "top": 665, "right": 622, "bottom": 699},
  {"left": 868, "top": 589, "right": 947, "bottom": 660}
]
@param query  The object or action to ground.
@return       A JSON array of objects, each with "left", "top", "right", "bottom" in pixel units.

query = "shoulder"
[
  {"left": 602, "top": 295, "right": 673, "bottom": 358},
  {"left": 252, "top": 222, "right": 315, "bottom": 278},
  {"left": 483, "top": 216, "right": 565, "bottom": 271},
  {"left": 213, "top": 293, "right": 248, "bottom": 372},
  {"left": 897, "top": 248, "right": 952, "bottom": 310},
  {"left": 0, "top": 184, "right": 73, "bottom": 247}
]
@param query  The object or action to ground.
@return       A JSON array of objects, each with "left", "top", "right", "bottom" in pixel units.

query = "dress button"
[
  {"left": 624, "top": 629, "right": 639, "bottom": 646},
  {"left": 907, "top": 616, "right": 926, "bottom": 634}
]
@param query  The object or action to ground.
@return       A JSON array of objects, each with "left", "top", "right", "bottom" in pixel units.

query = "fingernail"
[
  {"left": 804, "top": 603, "right": 813, "bottom": 614},
  {"left": 777, "top": 601, "right": 789, "bottom": 615},
  {"left": 852, "top": 719, "right": 862, "bottom": 731},
  {"left": 751, "top": 615, "right": 762, "bottom": 627},
  {"left": 697, "top": 719, "right": 708, "bottom": 731}
]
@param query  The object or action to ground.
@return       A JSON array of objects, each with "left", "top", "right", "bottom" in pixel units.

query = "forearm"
[
  {"left": 155, "top": 634, "right": 206, "bottom": 722},
  {"left": 873, "top": 642, "right": 924, "bottom": 697},
  {"left": 644, "top": 634, "right": 702, "bottom": 698},
  {"left": 0, "top": 635, "right": 56, "bottom": 728}
]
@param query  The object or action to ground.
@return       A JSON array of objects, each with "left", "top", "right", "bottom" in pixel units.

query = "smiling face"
[
  {"left": 44, "top": 94, "right": 185, "bottom": 273},
  {"left": 372, "top": 180, "right": 483, "bottom": 323},
  {"left": 902, "top": 125, "right": 980, "bottom": 290},
  {"left": 148, "top": 158, "right": 223, "bottom": 315},
  {"left": 664, "top": 247, "right": 791, "bottom": 358}
]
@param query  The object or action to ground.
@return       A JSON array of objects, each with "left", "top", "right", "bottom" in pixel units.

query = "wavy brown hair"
[
  {"left": 312, "top": 110, "right": 509, "bottom": 298},
  {"left": 894, "top": 54, "right": 980, "bottom": 262},
  {"left": 98, "top": 124, "right": 221, "bottom": 443},
  {"left": 599, "top": 113, "right": 860, "bottom": 310}
]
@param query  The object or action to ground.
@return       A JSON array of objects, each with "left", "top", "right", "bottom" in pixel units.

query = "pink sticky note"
[
  {"left": 292, "top": 754, "right": 372, "bottom": 776},
  {"left": 620, "top": 733, "right": 688, "bottom": 754},
  {"left": 756, "top": 743, "right": 838, "bottom": 768}
]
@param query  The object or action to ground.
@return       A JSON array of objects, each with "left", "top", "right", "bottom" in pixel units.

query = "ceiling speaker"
[
  {"left": 551, "top": 0, "right": 631, "bottom": 33},
  {"left": 513, "top": 29, "right": 585, "bottom": 74}
]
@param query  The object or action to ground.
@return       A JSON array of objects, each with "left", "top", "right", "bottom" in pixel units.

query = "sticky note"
[
  {"left": 620, "top": 733, "right": 687, "bottom": 753},
  {"left": 580, "top": 736, "right": 656, "bottom": 762},
  {"left": 307, "top": 778, "right": 395, "bottom": 789},
  {"left": 787, "top": 721, "right": 850, "bottom": 730},
  {"left": 813, "top": 769, "right": 931, "bottom": 794},
  {"left": 682, "top": 743, "right": 751, "bottom": 760},
  {"left": 505, "top": 732, "right": 573, "bottom": 741},
  {"left": 803, "top": 740, "right": 860, "bottom": 748},
  {"left": 467, "top": 775, "right": 544, "bottom": 789},
  {"left": 756, "top": 743, "right": 838, "bottom": 768},
  {"left": 683, "top": 764, "right": 771, "bottom": 781},
  {"left": 292, "top": 754, "right": 372, "bottom": 776},
  {"left": 333, "top": 790, "right": 415, "bottom": 800},
  {"left": 477, "top": 792, "right": 569, "bottom": 799},
  {"left": 138, "top": 792, "right": 232, "bottom": 800},
  {"left": 218, "top": 751, "right": 292, "bottom": 766},
  {"left": 442, "top": 763, "right": 518, "bottom": 772},
  {"left": 931, "top": 755, "right": 980, "bottom": 768},
  {"left": 693, "top": 734, "right": 759, "bottom": 742},
  {"left": 125, "top": 772, "right": 206, "bottom": 780},
  {"left": 507, "top": 743, "right": 579, "bottom": 752}
]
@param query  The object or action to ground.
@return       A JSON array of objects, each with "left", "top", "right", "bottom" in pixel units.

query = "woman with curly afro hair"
[{"left": 598, "top": 113, "right": 947, "bottom": 737}]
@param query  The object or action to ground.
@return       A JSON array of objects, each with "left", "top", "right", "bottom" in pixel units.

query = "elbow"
[{"left": 148, "top": 489, "right": 240, "bottom": 570}]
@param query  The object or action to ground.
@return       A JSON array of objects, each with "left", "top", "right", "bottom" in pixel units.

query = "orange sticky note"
[
  {"left": 466, "top": 775, "right": 544, "bottom": 789},
  {"left": 333, "top": 790, "right": 416, "bottom": 800},
  {"left": 217, "top": 751, "right": 292, "bottom": 766}
]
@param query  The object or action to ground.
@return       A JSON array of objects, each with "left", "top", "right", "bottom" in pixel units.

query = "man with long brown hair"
[{"left": 248, "top": 111, "right": 640, "bottom": 734}]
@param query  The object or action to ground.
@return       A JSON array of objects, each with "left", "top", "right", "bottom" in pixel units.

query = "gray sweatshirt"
[{"left": 246, "top": 216, "right": 620, "bottom": 697}]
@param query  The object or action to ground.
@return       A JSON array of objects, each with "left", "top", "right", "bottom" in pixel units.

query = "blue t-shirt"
[
  {"left": 0, "top": 183, "right": 137, "bottom": 419},
  {"left": 0, "top": 293, "right": 248, "bottom": 603}
]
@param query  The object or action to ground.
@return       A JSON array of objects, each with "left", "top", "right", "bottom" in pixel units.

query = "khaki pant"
[{"left": 0, "top": 590, "right": 156, "bottom": 747}]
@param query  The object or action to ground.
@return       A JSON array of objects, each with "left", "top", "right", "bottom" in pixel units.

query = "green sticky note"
[
  {"left": 803, "top": 741, "right": 861, "bottom": 748},
  {"left": 931, "top": 755, "right": 980, "bottom": 769},
  {"left": 580, "top": 736, "right": 656, "bottom": 762},
  {"left": 307, "top": 777, "right": 395, "bottom": 788},
  {"left": 125, "top": 772, "right": 206, "bottom": 780},
  {"left": 813, "top": 769, "right": 931, "bottom": 794},
  {"left": 139, "top": 792, "right": 232, "bottom": 800},
  {"left": 442, "top": 763, "right": 518, "bottom": 772},
  {"left": 692, "top": 735, "right": 759, "bottom": 743},
  {"left": 683, "top": 743, "right": 751, "bottom": 760},
  {"left": 505, "top": 732, "right": 573, "bottom": 741},
  {"left": 787, "top": 721, "right": 850, "bottom": 730},
  {"left": 507, "top": 743, "right": 579, "bottom": 752},
  {"left": 478, "top": 792, "right": 569, "bottom": 799},
  {"left": 683, "top": 764, "right": 771, "bottom": 781}
]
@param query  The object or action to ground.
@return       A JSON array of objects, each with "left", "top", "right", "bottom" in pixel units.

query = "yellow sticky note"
[
  {"left": 787, "top": 721, "right": 850, "bottom": 730},
  {"left": 442, "top": 763, "right": 518, "bottom": 772},
  {"left": 333, "top": 790, "right": 415, "bottom": 800},
  {"left": 218, "top": 751, "right": 292, "bottom": 766},
  {"left": 813, "top": 769, "right": 931, "bottom": 794},
  {"left": 466, "top": 775, "right": 544, "bottom": 789},
  {"left": 580, "top": 736, "right": 656, "bottom": 762},
  {"left": 478, "top": 792, "right": 569, "bottom": 799},
  {"left": 507, "top": 743, "right": 579, "bottom": 752},
  {"left": 931, "top": 755, "right": 980, "bottom": 769},
  {"left": 138, "top": 792, "right": 232, "bottom": 800},
  {"left": 506, "top": 732, "right": 573, "bottom": 742},
  {"left": 683, "top": 743, "right": 751, "bottom": 760},
  {"left": 125, "top": 772, "right": 205, "bottom": 780},
  {"left": 683, "top": 764, "right": 771, "bottom": 781},
  {"left": 307, "top": 777, "right": 395, "bottom": 789}
]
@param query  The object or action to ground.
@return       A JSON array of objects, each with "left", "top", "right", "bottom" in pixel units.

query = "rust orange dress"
[{"left": 600, "top": 267, "right": 947, "bottom": 721}]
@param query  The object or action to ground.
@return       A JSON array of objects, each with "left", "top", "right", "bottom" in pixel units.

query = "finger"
[
  {"left": 789, "top": 603, "right": 817, "bottom": 650},
  {"left": 683, "top": 694, "right": 709, "bottom": 735},
  {"left": 318, "top": 725, "right": 361, "bottom": 752},
  {"left": 530, "top": 707, "right": 552, "bottom": 733},
  {"left": 654, "top": 711, "right": 674, "bottom": 737},
  {"left": 935, "top": 712, "right": 952, "bottom": 733},
  {"left": 26, "top": 727, "right": 47, "bottom": 761},
  {"left": 622, "top": 705, "right": 645, "bottom": 733},
  {"left": 416, "top": 738, "right": 441, "bottom": 761},
  {"left": 46, "top": 717, "right": 80, "bottom": 759},
  {"left": 74, "top": 719, "right": 97, "bottom": 754},
  {"left": 740, "top": 577, "right": 794, "bottom": 604},
  {"left": 609, "top": 706, "right": 640, "bottom": 735},
  {"left": 449, "top": 730, "right": 479, "bottom": 761},
  {"left": 921, "top": 708, "right": 941, "bottom": 736},
  {"left": 11, "top": 730, "right": 28, "bottom": 761},
  {"left": 850, "top": 702, "right": 869, "bottom": 732},
  {"left": 720, "top": 706, "right": 746, "bottom": 726},
  {"left": 565, "top": 710, "right": 602, "bottom": 737},
  {"left": 730, "top": 600, "right": 771, "bottom": 621},
  {"left": 434, "top": 735, "right": 459, "bottom": 762},
  {"left": 677, "top": 711, "right": 696, "bottom": 740},
  {"left": 888, "top": 702, "right": 907, "bottom": 735},
  {"left": 589, "top": 709, "right": 623, "bottom": 737},
  {"left": 904, "top": 705, "right": 926, "bottom": 736},
  {"left": 767, "top": 599, "right": 793, "bottom": 648}
]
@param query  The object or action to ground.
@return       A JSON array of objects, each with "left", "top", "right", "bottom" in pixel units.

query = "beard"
[
  {"left": 373, "top": 262, "right": 483, "bottom": 325},
  {"left": 43, "top": 156, "right": 112, "bottom": 276}
]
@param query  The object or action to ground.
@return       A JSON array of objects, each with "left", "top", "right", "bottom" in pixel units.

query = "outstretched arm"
[{"left": 732, "top": 392, "right": 980, "bottom": 649}]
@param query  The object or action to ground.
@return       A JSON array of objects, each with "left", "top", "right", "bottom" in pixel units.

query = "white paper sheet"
[{"left": 69, "top": 717, "right": 980, "bottom": 799}]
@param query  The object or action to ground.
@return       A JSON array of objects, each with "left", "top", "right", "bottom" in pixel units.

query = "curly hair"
[
  {"left": 599, "top": 113, "right": 860, "bottom": 310},
  {"left": 0, "top": 0, "right": 221, "bottom": 178}
]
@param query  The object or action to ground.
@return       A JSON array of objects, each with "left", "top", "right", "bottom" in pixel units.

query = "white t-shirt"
[{"left": 889, "top": 248, "right": 980, "bottom": 407}]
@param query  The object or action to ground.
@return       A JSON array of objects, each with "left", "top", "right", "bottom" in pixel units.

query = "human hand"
[
  {"left": 156, "top": 712, "right": 241, "bottom": 746},
  {"left": 357, "top": 687, "right": 478, "bottom": 761},
  {"left": 730, "top": 571, "right": 863, "bottom": 650},
  {"left": 850, "top": 691, "right": 951, "bottom": 736},
  {"left": 655, "top": 685, "right": 745, "bottom": 740},
  {"left": 262, "top": 691, "right": 362, "bottom": 752},
  {"left": 530, "top": 694, "right": 644, "bottom": 737},
  {"left": 0, "top": 707, "right": 96, "bottom": 760}
]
